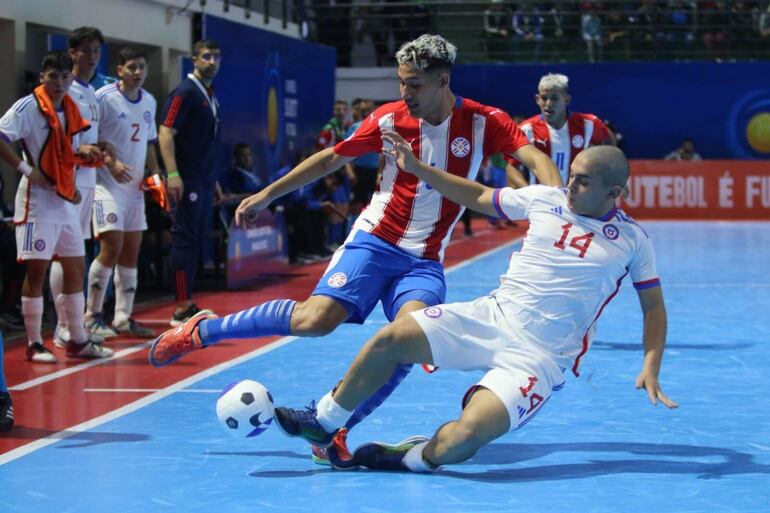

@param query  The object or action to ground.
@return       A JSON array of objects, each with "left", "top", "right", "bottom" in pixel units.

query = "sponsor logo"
[
  {"left": 189, "top": 192, "right": 198, "bottom": 202},
  {"left": 535, "top": 138, "right": 547, "bottom": 146},
  {"left": 572, "top": 134, "right": 584, "bottom": 148},
  {"left": 327, "top": 272, "right": 347, "bottom": 288},
  {"left": 424, "top": 306, "right": 442, "bottom": 318},
  {"left": 450, "top": 137, "right": 471, "bottom": 158},
  {"left": 550, "top": 206, "right": 563, "bottom": 215},
  {"left": 106, "top": 213, "right": 118, "bottom": 224},
  {"left": 33, "top": 239, "right": 46, "bottom": 251},
  {"left": 118, "top": 112, "right": 127, "bottom": 119},
  {"left": 602, "top": 224, "right": 619, "bottom": 240}
]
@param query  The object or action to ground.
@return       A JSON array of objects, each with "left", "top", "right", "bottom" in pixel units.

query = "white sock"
[
  {"left": 86, "top": 259, "right": 112, "bottom": 318},
  {"left": 316, "top": 391, "right": 353, "bottom": 433},
  {"left": 402, "top": 442, "right": 437, "bottom": 473},
  {"left": 49, "top": 260, "right": 67, "bottom": 331},
  {"left": 113, "top": 265, "right": 138, "bottom": 326},
  {"left": 62, "top": 293, "right": 87, "bottom": 343},
  {"left": 21, "top": 296, "right": 44, "bottom": 345}
]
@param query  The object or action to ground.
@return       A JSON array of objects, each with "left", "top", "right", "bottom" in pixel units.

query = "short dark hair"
[
  {"left": 40, "top": 52, "right": 73, "bottom": 73},
  {"left": 334, "top": 100, "right": 348, "bottom": 107},
  {"left": 118, "top": 47, "right": 147, "bottom": 65},
  {"left": 68, "top": 27, "right": 104, "bottom": 49},
  {"left": 233, "top": 142, "right": 251, "bottom": 156},
  {"left": 193, "top": 39, "right": 220, "bottom": 57}
]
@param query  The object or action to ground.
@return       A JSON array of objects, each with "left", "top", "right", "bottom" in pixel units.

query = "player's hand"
[
  {"left": 167, "top": 174, "right": 184, "bottom": 203},
  {"left": 108, "top": 160, "right": 133, "bottom": 184},
  {"left": 382, "top": 131, "right": 421, "bottom": 174},
  {"left": 635, "top": 369, "right": 678, "bottom": 409},
  {"left": 77, "top": 144, "right": 103, "bottom": 165},
  {"left": 71, "top": 188, "right": 82, "bottom": 205},
  {"left": 235, "top": 189, "right": 271, "bottom": 227},
  {"left": 27, "top": 167, "right": 55, "bottom": 188}
]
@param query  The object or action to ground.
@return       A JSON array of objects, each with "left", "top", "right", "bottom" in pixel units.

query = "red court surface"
[{"left": 0, "top": 220, "right": 526, "bottom": 455}]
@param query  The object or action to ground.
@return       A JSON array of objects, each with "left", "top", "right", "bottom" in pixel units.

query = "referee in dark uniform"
[{"left": 158, "top": 39, "right": 221, "bottom": 326}]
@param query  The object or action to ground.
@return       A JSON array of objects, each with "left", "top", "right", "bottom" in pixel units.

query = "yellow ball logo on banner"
[{"left": 746, "top": 112, "right": 770, "bottom": 153}]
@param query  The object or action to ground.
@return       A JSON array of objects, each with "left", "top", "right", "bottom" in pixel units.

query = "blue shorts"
[{"left": 312, "top": 230, "right": 446, "bottom": 323}]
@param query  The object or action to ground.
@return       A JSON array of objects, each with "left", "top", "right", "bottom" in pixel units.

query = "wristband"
[
  {"left": 167, "top": 171, "right": 180, "bottom": 179},
  {"left": 17, "top": 161, "right": 33, "bottom": 177}
]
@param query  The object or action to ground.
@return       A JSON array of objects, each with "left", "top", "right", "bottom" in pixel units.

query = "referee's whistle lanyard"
[{"left": 188, "top": 73, "right": 220, "bottom": 138}]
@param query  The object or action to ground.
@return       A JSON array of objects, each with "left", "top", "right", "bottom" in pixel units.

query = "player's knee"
[
  {"left": 291, "top": 301, "right": 343, "bottom": 336},
  {"left": 365, "top": 324, "right": 402, "bottom": 359}
]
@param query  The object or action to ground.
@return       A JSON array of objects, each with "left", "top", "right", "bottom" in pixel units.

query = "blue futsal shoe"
[
  {"left": 352, "top": 435, "right": 431, "bottom": 471},
  {"left": 274, "top": 404, "right": 337, "bottom": 448}
]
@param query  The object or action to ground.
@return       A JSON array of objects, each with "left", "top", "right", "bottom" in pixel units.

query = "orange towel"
[
  {"left": 142, "top": 173, "right": 171, "bottom": 212},
  {"left": 32, "top": 84, "right": 96, "bottom": 202}
]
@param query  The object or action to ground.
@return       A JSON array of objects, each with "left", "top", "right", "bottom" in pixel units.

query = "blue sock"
[
  {"left": 344, "top": 363, "right": 413, "bottom": 431},
  {"left": 198, "top": 299, "right": 296, "bottom": 347},
  {"left": 0, "top": 331, "right": 8, "bottom": 392}
]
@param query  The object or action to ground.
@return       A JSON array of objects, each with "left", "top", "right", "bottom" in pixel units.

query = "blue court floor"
[{"left": 1, "top": 221, "right": 768, "bottom": 512}]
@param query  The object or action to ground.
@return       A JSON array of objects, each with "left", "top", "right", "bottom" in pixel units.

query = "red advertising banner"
[{"left": 619, "top": 161, "right": 770, "bottom": 220}]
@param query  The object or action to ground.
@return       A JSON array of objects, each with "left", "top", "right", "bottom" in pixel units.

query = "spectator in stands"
[
  {"left": 316, "top": 100, "right": 349, "bottom": 152},
  {"left": 581, "top": 1, "right": 604, "bottom": 63},
  {"left": 512, "top": 3, "right": 545, "bottom": 61},
  {"left": 701, "top": 1, "right": 731, "bottom": 61},
  {"left": 663, "top": 1, "right": 697, "bottom": 59},
  {"left": 604, "top": 2, "right": 635, "bottom": 60},
  {"left": 219, "top": 143, "right": 264, "bottom": 226},
  {"left": 760, "top": 4, "right": 770, "bottom": 39},
  {"left": 635, "top": 0, "right": 664, "bottom": 57},
  {"left": 484, "top": 0, "right": 512, "bottom": 61},
  {"left": 664, "top": 138, "right": 703, "bottom": 160}
]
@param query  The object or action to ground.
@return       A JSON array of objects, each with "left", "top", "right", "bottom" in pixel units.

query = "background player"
[
  {"left": 509, "top": 73, "right": 615, "bottom": 187},
  {"left": 149, "top": 34, "right": 561, "bottom": 464},
  {"left": 85, "top": 47, "right": 160, "bottom": 338},
  {"left": 0, "top": 52, "right": 113, "bottom": 362},
  {"left": 273, "top": 143, "right": 677, "bottom": 472},
  {"left": 158, "top": 39, "right": 221, "bottom": 327}
]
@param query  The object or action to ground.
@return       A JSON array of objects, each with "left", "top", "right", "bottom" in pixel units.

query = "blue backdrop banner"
[
  {"left": 452, "top": 62, "right": 770, "bottom": 159},
  {"left": 202, "top": 15, "right": 336, "bottom": 184}
]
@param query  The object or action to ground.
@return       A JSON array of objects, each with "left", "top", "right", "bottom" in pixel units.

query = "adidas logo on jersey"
[
  {"left": 551, "top": 206, "right": 563, "bottom": 215},
  {"left": 118, "top": 112, "right": 127, "bottom": 119}
]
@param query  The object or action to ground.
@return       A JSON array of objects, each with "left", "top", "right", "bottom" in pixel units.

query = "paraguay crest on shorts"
[
  {"left": 327, "top": 272, "right": 347, "bottom": 288},
  {"left": 451, "top": 137, "right": 470, "bottom": 158}
]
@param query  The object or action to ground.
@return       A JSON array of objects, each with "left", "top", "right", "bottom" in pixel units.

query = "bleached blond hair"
[
  {"left": 395, "top": 34, "right": 457, "bottom": 72},
  {"left": 538, "top": 73, "right": 569, "bottom": 92}
]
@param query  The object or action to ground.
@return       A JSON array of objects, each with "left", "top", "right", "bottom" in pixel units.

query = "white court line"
[
  {"left": 0, "top": 337, "right": 298, "bottom": 465},
  {"left": 84, "top": 388, "right": 221, "bottom": 393},
  {"left": 0, "top": 236, "right": 523, "bottom": 466},
  {"left": 9, "top": 342, "right": 151, "bottom": 391}
]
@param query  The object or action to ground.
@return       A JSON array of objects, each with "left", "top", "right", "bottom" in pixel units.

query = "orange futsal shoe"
[
  {"left": 148, "top": 311, "right": 214, "bottom": 367},
  {"left": 311, "top": 428, "right": 357, "bottom": 470}
]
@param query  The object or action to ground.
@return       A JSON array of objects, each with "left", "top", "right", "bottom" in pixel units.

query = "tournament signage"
[{"left": 227, "top": 210, "right": 289, "bottom": 289}]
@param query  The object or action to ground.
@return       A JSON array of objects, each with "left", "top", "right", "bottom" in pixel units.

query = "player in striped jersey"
[
  {"left": 509, "top": 73, "right": 615, "bottom": 186},
  {"left": 273, "top": 145, "right": 677, "bottom": 473},
  {"left": 149, "top": 34, "right": 560, "bottom": 464}
]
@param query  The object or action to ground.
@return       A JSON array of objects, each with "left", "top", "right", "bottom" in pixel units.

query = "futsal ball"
[{"left": 216, "top": 379, "right": 275, "bottom": 438}]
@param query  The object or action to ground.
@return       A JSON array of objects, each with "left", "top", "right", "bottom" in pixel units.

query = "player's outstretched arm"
[
  {"left": 234, "top": 147, "right": 353, "bottom": 227},
  {"left": 383, "top": 131, "right": 498, "bottom": 217},
  {"left": 511, "top": 144, "right": 562, "bottom": 186},
  {"left": 635, "top": 286, "right": 678, "bottom": 409}
]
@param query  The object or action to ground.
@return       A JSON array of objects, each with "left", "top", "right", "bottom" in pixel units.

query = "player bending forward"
[{"left": 273, "top": 142, "right": 678, "bottom": 472}]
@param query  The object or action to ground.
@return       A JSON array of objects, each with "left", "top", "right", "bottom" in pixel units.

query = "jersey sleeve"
[
  {"left": 492, "top": 184, "right": 550, "bottom": 220},
  {"left": 160, "top": 90, "right": 190, "bottom": 130},
  {"left": 333, "top": 108, "right": 385, "bottom": 157},
  {"left": 629, "top": 231, "right": 660, "bottom": 289},
  {"left": 148, "top": 96, "right": 159, "bottom": 142},
  {"left": 0, "top": 103, "right": 31, "bottom": 144},
  {"left": 483, "top": 109, "right": 530, "bottom": 158},
  {"left": 589, "top": 115, "right": 612, "bottom": 145}
]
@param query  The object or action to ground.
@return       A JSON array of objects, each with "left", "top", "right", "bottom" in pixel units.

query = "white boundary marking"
[
  {"left": 0, "top": 236, "right": 523, "bottom": 466},
  {"left": 9, "top": 342, "right": 151, "bottom": 391},
  {"left": 84, "top": 388, "right": 221, "bottom": 393}
]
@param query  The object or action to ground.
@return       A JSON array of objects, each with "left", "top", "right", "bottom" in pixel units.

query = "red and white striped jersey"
[
  {"left": 520, "top": 112, "right": 612, "bottom": 184},
  {"left": 334, "top": 96, "right": 530, "bottom": 261}
]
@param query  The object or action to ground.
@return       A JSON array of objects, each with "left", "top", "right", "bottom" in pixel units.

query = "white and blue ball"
[{"left": 216, "top": 379, "right": 275, "bottom": 438}]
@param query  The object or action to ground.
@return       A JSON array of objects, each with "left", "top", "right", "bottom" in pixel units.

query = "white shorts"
[
  {"left": 15, "top": 221, "right": 85, "bottom": 261},
  {"left": 411, "top": 295, "right": 566, "bottom": 432},
  {"left": 92, "top": 197, "right": 147, "bottom": 235},
  {"left": 74, "top": 186, "right": 95, "bottom": 239}
]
